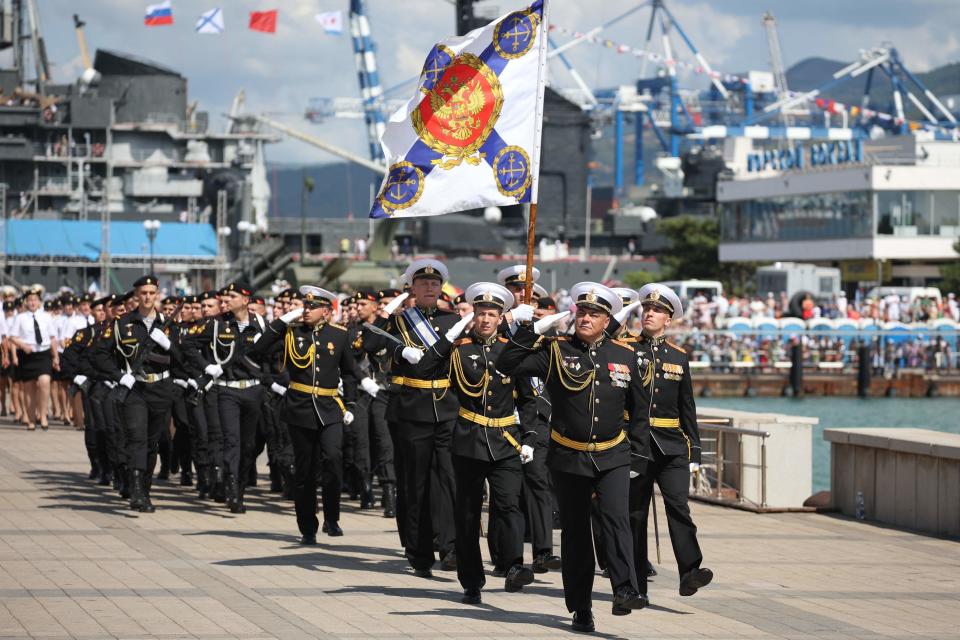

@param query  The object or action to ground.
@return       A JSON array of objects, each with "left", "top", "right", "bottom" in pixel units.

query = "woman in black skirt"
[{"left": 7, "top": 289, "right": 59, "bottom": 430}]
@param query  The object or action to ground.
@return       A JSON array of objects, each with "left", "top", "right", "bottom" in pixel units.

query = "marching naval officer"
[
  {"left": 251, "top": 286, "right": 361, "bottom": 543},
  {"left": 497, "top": 282, "right": 650, "bottom": 634},
  {"left": 629, "top": 284, "right": 713, "bottom": 602}
]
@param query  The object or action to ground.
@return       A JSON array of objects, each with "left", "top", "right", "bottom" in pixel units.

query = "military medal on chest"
[{"left": 608, "top": 363, "right": 631, "bottom": 388}]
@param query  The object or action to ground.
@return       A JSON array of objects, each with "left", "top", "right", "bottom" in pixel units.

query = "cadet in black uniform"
[
  {"left": 189, "top": 291, "right": 227, "bottom": 502},
  {"left": 495, "top": 266, "right": 562, "bottom": 575},
  {"left": 186, "top": 282, "right": 267, "bottom": 514},
  {"left": 497, "top": 282, "right": 650, "bottom": 634},
  {"left": 629, "top": 284, "right": 713, "bottom": 601},
  {"left": 417, "top": 282, "right": 537, "bottom": 603},
  {"left": 96, "top": 276, "right": 181, "bottom": 513},
  {"left": 366, "top": 259, "right": 461, "bottom": 577},
  {"left": 251, "top": 286, "right": 360, "bottom": 542}
]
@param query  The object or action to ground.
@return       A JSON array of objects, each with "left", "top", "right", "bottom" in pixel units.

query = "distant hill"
[{"left": 784, "top": 56, "right": 960, "bottom": 117}]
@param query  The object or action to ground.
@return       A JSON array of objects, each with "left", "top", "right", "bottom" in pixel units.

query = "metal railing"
[{"left": 692, "top": 417, "right": 771, "bottom": 510}]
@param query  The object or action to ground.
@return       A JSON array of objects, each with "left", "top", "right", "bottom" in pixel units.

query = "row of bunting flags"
[{"left": 144, "top": 2, "right": 343, "bottom": 35}]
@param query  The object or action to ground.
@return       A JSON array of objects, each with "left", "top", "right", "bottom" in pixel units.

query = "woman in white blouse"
[{"left": 7, "top": 290, "right": 59, "bottom": 430}]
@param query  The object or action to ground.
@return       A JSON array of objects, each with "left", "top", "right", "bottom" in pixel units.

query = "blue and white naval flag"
[{"left": 369, "top": 0, "right": 548, "bottom": 219}]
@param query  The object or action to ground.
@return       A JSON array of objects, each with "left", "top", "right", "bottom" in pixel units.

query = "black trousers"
[
  {"left": 454, "top": 454, "right": 523, "bottom": 591},
  {"left": 190, "top": 396, "right": 210, "bottom": 468},
  {"left": 344, "top": 394, "right": 373, "bottom": 488},
  {"left": 395, "top": 418, "right": 456, "bottom": 570},
  {"left": 552, "top": 465, "right": 637, "bottom": 613},
  {"left": 103, "top": 385, "right": 125, "bottom": 468},
  {"left": 388, "top": 420, "right": 406, "bottom": 546},
  {"left": 88, "top": 385, "right": 112, "bottom": 471},
  {"left": 170, "top": 388, "right": 193, "bottom": 470},
  {"left": 203, "top": 388, "right": 224, "bottom": 469},
  {"left": 369, "top": 393, "right": 395, "bottom": 485},
  {"left": 218, "top": 385, "right": 265, "bottom": 481},
  {"left": 289, "top": 421, "right": 343, "bottom": 534},
  {"left": 630, "top": 450, "right": 703, "bottom": 594},
  {"left": 123, "top": 380, "right": 174, "bottom": 473},
  {"left": 521, "top": 442, "right": 554, "bottom": 557}
]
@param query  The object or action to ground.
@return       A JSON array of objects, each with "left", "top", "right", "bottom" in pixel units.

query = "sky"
[{"left": 16, "top": 0, "right": 960, "bottom": 164}]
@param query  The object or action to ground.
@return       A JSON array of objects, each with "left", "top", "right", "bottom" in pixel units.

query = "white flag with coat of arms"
[
  {"left": 369, "top": 0, "right": 548, "bottom": 219},
  {"left": 315, "top": 11, "right": 343, "bottom": 35}
]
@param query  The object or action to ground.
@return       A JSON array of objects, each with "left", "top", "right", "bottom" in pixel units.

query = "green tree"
[
  {"left": 623, "top": 269, "right": 657, "bottom": 289},
  {"left": 940, "top": 239, "right": 960, "bottom": 294},
  {"left": 655, "top": 215, "right": 758, "bottom": 296}
]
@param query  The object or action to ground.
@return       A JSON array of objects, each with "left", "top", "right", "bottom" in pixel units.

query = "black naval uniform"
[
  {"left": 252, "top": 316, "right": 360, "bottom": 537},
  {"left": 629, "top": 333, "right": 705, "bottom": 595},
  {"left": 187, "top": 312, "right": 267, "bottom": 512},
  {"left": 61, "top": 325, "right": 104, "bottom": 481},
  {"left": 367, "top": 305, "right": 460, "bottom": 572},
  {"left": 97, "top": 310, "right": 180, "bottom": 512},
  {"left": 497, "top": 325, "right": 648, "bottom": 613},
  {"left": 421, "top": 332, "right": 530, "bottom": 593},
  {"left": 184, "top": 314, "right": 227, "bottom": 502}
]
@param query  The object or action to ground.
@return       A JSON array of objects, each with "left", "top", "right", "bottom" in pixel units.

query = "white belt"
[
  {"left": 135, "top": 371, "right": 170, "bottom": 383},
  {"left": 215, "top": 379, "right": 261, "bottom": 390}
]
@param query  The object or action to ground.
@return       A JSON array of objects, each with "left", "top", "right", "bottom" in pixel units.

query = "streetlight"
[{"left": 143, "top": 219, "right": 161, "bottom": 275}]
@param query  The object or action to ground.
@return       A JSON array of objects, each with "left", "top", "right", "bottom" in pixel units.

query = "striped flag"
[
  {"left": 144, "top": 1, "right": 173, "bottom": 26},
  {"left": 195, "top": 8, "right": 224, "bottom": 34},
  {"left": 249, "top": 9, "right": 277, "bottom": 33}
]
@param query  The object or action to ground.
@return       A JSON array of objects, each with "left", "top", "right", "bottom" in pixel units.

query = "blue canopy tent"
[{"left": 3, "top": 220, "right": 218, "bottom": 261}]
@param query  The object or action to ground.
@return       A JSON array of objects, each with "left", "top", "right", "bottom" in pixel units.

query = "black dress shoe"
[
  {"left": 647, "top": 560, "right": 657, "bottom": 577},
  {"left": 532, "top": 553, "right": 562, "bottom": 573},
  {"left": 413, "top": 568, "right": 433, "bottom": 579},
  {"left": 612, "top": 587, "right": 648, "bottom": 615},
  {"left": 504, "top": 564, "right": 535, "bottom": 592},
  {"left": 300, "top": 534, "right": 317, "bottom": 545},
  {"left": 571, "top": 609, "right": 595, "bottom": 633},
  {"left": 461, "top": 587, "right": 482, "bottom": 605},
  {"left": 440, "top": 550, "right": 457, "bottom": 571},
  {"left": 491, "top": 567, "right": 506, "bottom": 578},
  {"left": 679, "top": 567, "right": 713, "bottom": 596},
  {"left": 321, "top": 521, "right": 343, "bottom": 537}
]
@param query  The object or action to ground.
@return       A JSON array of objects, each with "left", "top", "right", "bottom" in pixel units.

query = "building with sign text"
[{"left": 716, "top": 136, "right": 960, "bottom": 286}]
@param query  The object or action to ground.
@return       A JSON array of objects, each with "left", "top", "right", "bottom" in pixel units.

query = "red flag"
[{"left": 249, "top": 10, "right": 277, "bottom": 33}]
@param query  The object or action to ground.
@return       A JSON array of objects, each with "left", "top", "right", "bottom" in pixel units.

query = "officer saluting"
[
  {"left": 497, "top": 282, "right": 649, "bottom": 634},
  {"left": 251, "top": 286, "right": 360, "bottom": 544},
  {"left": 629, "top": 284, "right": 712, "bottom": 602},
  {"left": 415, "top": 282, "right": 536, "bottom": 604}
]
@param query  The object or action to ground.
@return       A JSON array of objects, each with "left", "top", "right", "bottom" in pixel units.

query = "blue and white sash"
[{"left": 402, "top": 307, "right": 441, "bottom": 349}]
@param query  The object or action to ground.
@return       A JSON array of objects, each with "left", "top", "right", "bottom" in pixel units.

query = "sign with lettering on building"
[{"left": 747, "top": 140, "right": 863, "bottom": 173}]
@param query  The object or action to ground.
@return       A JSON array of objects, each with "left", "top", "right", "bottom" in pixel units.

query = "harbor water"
[{"left": 698, "top": 397, "right": 960, "bottom": 493}]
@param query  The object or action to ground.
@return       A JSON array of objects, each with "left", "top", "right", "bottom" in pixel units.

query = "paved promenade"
[{"left": 0, "top": 418, "right": 957, "bottom": 640}]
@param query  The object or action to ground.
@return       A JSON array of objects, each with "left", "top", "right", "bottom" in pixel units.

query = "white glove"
[
  {"left": 270, "top": 382, "right": 287, "bottom": 396},
  {"left": 534, "top": 310, "right": 570, "bottom": 335},
  {"left": 614, "top": 301, "right": 643, "bottom": 325},
  {"left": 104, "top": 381, "right": 117, "bottom": 389},
  {"left": 204, "top": 364, "right": 223, "bottom": 379},
  {"left": 689, "top": 462, "right": 701, "bottom": 474},
  {"left": 445, "top": 312, "right": 473, "bottom": 342},
  {"left": 401, "top": 346, "right": 423, "bottom": 364},
  {"left": 253, "top": 332, "right": 262, "bottom": 343},
  {"left": 520, "top": 444, "right": 534, "bottom": 464},
  {"left": 187, "top": 379, "right": 198, "bottom": 391},
  {"left": 511, "top": 303, "right": 535, "bottom": 323},
  {"left": 119, "top": 373, "right": 135, "bottom": 389},
  {"left": 360, "top": 376, "right": 380, "bottom": 397},
  {"left": 382, "top": 292, "right": 409, "bottom": 315},
  {"left": 172, "top": 379, "right": 189, "bottom": 389},
  {"left": 280, "top": 307, "right": 304, "bottom": 324},
  {"left": 73, "top": 375, "right": 88, "bottom": 386},
  {"left": 343, "top": 410, "right": 354, "bottom": 426},
  {"left": 149, "top": 327, "right": 171, "bottom": 351}
]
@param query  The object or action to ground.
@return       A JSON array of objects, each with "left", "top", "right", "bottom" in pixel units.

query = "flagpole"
[
  {"left": 524, "top": 0, "right": 550, "bottom": 303},
  {"left": 524, "top": 203, "right": 537, "bottom": 302}
]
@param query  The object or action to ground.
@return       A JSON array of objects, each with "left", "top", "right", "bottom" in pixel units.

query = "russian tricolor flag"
[{"left": 145, "top": 1, "right": 173, "bottom": 26}]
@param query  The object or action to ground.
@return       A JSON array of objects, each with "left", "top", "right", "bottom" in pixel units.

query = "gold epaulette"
[
  {"left": 554, "top": 335, "right": 570, "bottom": 341},
  {"left": 611, "top": 339, "right": 635, "bottom": 352},
  {"left": 666, "top": 340, "right": 686, "bottom": 352},
  {"left": 454, "top": 337, "right": 472, "bottom": 346},
  {"left": 497, "top": 336, "right": 508, "bottom": 343},
  {"left": 327, "top": 322, "right": 346, "bottom": 331}
]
